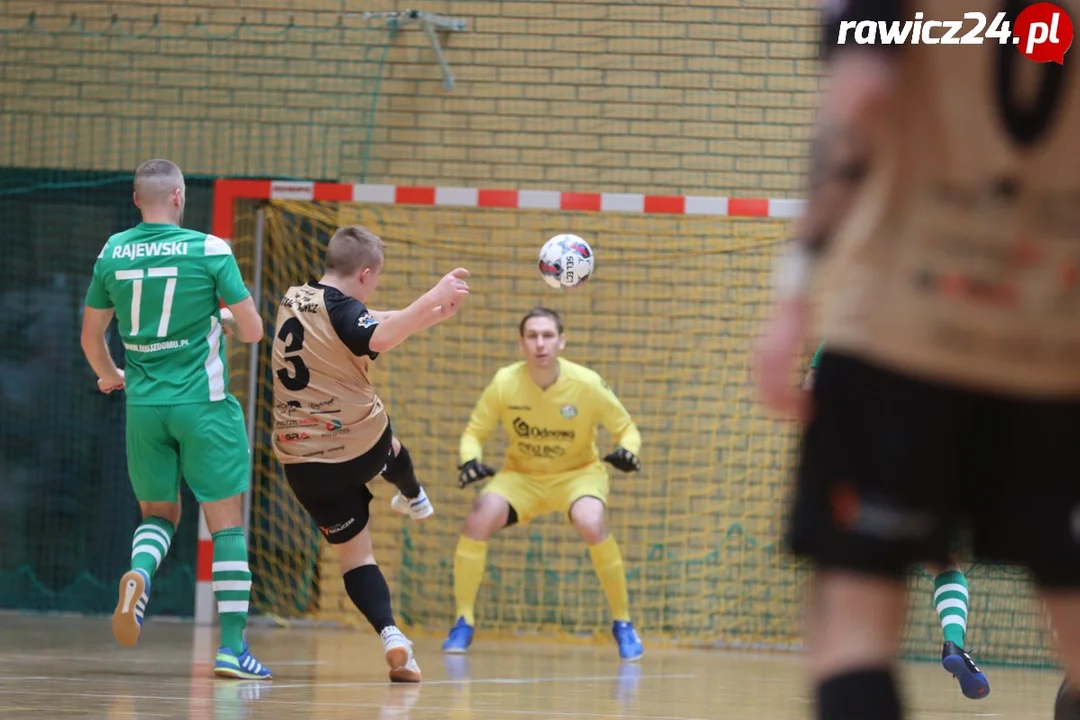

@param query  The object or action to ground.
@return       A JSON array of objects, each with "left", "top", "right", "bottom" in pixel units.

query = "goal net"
[{"left": 219, "top": 180, "right": 1051, "bottom": 665}]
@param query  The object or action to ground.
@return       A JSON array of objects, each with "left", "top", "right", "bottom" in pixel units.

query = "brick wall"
[{"left": 1, "top": 0, "right": 820, "bottom": 196}]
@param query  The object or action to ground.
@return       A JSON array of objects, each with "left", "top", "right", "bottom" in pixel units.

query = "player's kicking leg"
[
  {"left": 335, "top": 526, "right": 422, "bottom": 682},
  {"left": 569, "top": 496, "right": 643, "bottom": 661},
  {"left": 925, "top": 561, "right": 989, "bottom": 699},
  {"left": 385, "top": 435, "right": 434, "bottom": 521},
  {"left": 443, "top": 492, "right": 517, "bottom": 653},
  {"left": 283, "top": 430, "right": 421, "bottom": 682}
]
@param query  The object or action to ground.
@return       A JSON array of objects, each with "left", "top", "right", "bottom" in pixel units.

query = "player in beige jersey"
[
  {"left": 270, "top": 225, "right": 469, "bottom": 683},
  {"left": 754, "top": 1, "right": 1080, "bottom": 718}
]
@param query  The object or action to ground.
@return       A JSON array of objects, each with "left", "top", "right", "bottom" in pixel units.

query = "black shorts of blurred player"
[
  {"left": 283, "top": 424, "right": 422, "bottom": 683},
  {"left": 790, "top": 351, "right": 1080, "bottom": 715}
]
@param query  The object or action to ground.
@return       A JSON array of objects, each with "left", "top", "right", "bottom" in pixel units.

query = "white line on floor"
[{"left": 0, "top": 687, "right": 706, "bottom": 720}]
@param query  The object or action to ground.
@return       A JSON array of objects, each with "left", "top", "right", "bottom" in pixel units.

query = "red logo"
[
  {"left": 1015, "top": 2, "right": 1074, "bottom": 64},
  {"left": 830, "top": 481, "right": 860, "bottom": 529}
]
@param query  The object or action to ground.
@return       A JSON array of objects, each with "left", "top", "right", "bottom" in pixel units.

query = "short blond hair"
[{"left": 325, "top": 226, "right": 385, "bottom": 275}]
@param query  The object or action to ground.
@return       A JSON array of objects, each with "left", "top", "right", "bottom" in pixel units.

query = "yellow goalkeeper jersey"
[{"left": 459, "top": 358, "right": 641, "bottom": 476}]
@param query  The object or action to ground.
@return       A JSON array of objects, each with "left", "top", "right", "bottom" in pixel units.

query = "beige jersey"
[
  {"left": 270, "top": 281, "right": 387, "bottom": 464},
  {"left": 819, "top": 0, "right": 1080, "bottom": 397}
]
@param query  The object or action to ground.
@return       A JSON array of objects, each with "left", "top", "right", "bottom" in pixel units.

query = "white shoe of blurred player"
[
  {"left": 381, "top": 626, "right": 422, "bottom": 683},
  {"left": 391, "top": 487, "right": 434, "bottom": 520}
]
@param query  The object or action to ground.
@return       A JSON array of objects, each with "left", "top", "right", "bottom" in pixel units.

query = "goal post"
[{"left": 209, "top": 177, "right": 1055, "bottom": 667}]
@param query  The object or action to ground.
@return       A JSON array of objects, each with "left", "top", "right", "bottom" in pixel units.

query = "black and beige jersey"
[{"left": 270, "top": 281, "right": 388, "bottom": 464}]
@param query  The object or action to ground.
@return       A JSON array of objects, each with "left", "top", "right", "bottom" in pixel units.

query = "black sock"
[
  {"left": 818, "top": 668, "right": 902, "bottom": 720},
  {"left": 383, "top": 444, "right": 421, "bottom": 499},
  {"left": 343, "top": 564, "right": 396, "bottom": 633}
]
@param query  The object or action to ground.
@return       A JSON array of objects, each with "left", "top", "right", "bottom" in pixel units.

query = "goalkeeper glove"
[
  {"left": 458, "top": 459, "right": 496, "bottom": 488},
  {"left": 604, "top": 447, "right": 641, "bottom": 473}
]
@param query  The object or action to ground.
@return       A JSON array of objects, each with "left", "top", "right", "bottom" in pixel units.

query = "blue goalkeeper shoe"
[
  {"left": 942, "top": 641, "right": 989, "bottom": 699},
  {"left": 112, "top": 569, "right": 150, "bottom": 648},
  {"left": 214, "top": 644, "right": 273, "bottom": 680},
  {"left": 612, "top": 621, "right": 643, "bottom": 661},
  {"left": 442, "top": 617, "right": 474, "bottom": 654}
]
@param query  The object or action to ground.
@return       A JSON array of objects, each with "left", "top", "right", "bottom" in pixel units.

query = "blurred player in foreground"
[
  {"left": 805, "top": 342, "right": 989, "bottom": 700},
  {"left": 444, "top": 307, "right": 645, "bottom": 660},
  {"left": 270, "top": 225, "right": 470, "bottom": 683},
  {"left": 754, "top": 1, "right": 1080, "bottom": 718},
  {"left": 81, "top": 158, "right": 271, "bottom": 679}
]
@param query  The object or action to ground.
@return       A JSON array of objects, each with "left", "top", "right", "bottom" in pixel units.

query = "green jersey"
[
  {"left": 84, "top": 223, "right": 251, "bottom": 405},
  {"left": 810, "top": 342, "right": 826, "bottom": 370}
]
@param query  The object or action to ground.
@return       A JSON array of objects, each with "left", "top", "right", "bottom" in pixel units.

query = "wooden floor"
[{"left": 0, "top": 616, "right": 1065, "bottom": 719}]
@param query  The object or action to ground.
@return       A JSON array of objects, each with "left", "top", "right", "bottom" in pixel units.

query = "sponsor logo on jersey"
[
  {"left": 302, "top": 445, "right": 345, "bottom": 458},
  {"left": 278, "top": 418, "right": 319, "bottom": 428},
  {"left": 113, "top": 241, "right": 188, "bottom": 260},
  {"left": 508, "top": 405, "right": 531, "bottom": 410},
  {"left": 123, "top": 339, "right": 189, "bottom": 353},
  {"left": 308, "top": 397, "right": 336, "bottom": 414},
  {"left": 512, "top": 417, "right": 575, "bottom": 441},
  {"left": 560, "top": 404, "right": 578, "bottom": 419},
  {"left": 517, "top": 441, "right": 566, "bottom": 458},
  {"left": 276, "top": 399, "right": 302, "bottom": 415},
  {"left": 277, "top": 432, "right": 310, "bottom": 443},
  {"left": 358, "top": 312, "right": 378, "bottom": 328},
  {"left": 322, "top": 418, "right": 351, "bottom": 437}
]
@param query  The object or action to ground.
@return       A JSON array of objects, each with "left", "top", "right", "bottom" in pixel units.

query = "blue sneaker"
[
  {"left": 942, "top": 641, "right": 989, "bottom": 699},
  {"left": 214, "top": 644, "right": 273, "bottom": 680},
  {"left": 612, "top": 621, "right": 643, "bottom": 661},
  {"left": 442, "top": 617, "right": 474, "bottom": 654},
  {"left": 112, "top": 569, "right": 150, "bottom": 648}
]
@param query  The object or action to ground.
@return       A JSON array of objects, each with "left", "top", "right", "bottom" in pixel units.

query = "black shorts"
[
  {"left": 282, "top": 424, "right": 394, "bottom": 544},
  {"left": 789, "top": 352, "right": 1080, "bottom": 589}
]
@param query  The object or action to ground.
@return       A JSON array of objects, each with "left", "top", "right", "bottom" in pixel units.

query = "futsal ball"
[{"left": 538, "top": 234, "right": 594, "bottom": 289}]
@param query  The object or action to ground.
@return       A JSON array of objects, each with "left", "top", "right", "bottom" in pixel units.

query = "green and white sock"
[
  {"left": 212, "top": 527, "right": 252, "bottom": 655},
  {"left": 933, "top": 570, "right": 969, "bottom": 649},
  {"left": 130, "top": 516, "right": 175, "bottom": 580}
]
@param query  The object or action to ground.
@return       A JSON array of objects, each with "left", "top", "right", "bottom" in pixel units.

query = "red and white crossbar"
[{"left": 211, "top": 178, "right": 804, "bottom": 241}]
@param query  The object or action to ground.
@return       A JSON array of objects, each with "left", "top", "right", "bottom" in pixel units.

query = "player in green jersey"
[
  {"left": 80, "top": 159, "right": 271, "bottom": 680},
  {"left": 804, "top": 342, "right": 989, "bottom": 700}
]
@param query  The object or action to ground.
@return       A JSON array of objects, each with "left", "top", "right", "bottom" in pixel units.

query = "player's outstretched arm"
[
  {"left": 369, "top": 268, "right": 470, "bottom": 354},
  {"left": 80, "top": 306, "right": 124, "bottom": 393},
  {"left": 370, "top": 299, "right": 461, "bottom": 332},
  {"left": 593, "top": 376, "right": 642, "bottom": 472}
]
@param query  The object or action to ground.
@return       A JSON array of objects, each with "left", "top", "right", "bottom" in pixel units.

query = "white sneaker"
[
  {"left": 381, "top": 626, "right": 422, "bottom": 683},
  {"left": 391, "top": 487, "right": 434, "bottom": 520}
]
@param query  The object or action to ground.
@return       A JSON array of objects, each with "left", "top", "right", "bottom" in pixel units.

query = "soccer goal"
[{"left": 207, "top": 178, "right": 1053, "bottom": 665}]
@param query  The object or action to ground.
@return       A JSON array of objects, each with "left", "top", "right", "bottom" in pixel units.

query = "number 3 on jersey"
[
  {"left": 277, "top": 317, "right": 310, "bottom": 391},
  {"left": 115, "top": 267, "right": 178, "bottom": 337}
]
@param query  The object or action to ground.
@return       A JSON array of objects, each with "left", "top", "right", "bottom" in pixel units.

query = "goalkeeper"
[{"left": 444, "top": 307, "right": 644, "bottom": 661}]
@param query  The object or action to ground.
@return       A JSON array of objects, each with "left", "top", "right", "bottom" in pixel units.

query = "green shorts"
[{"left": 126, "top": 395, "right": 250, "bottom": 504}]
